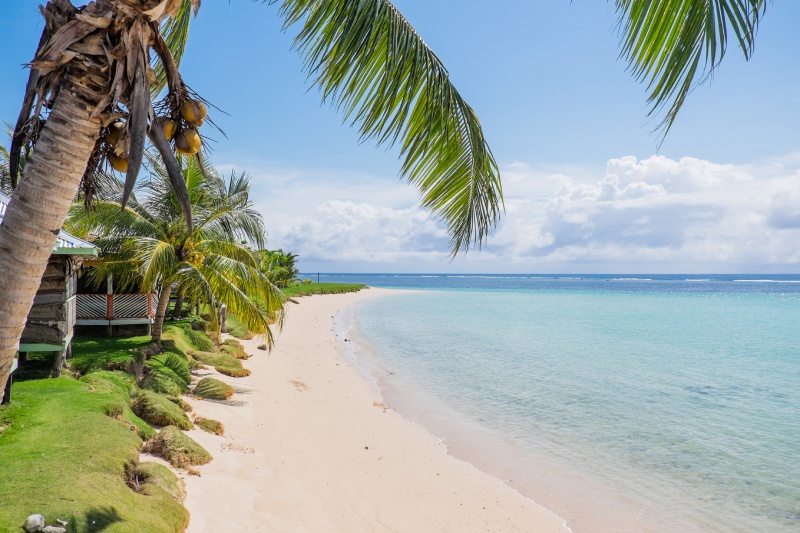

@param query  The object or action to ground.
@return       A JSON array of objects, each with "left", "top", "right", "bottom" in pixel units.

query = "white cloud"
[{"left": 221, "top": 154, "right": 800, "bottom": 272}]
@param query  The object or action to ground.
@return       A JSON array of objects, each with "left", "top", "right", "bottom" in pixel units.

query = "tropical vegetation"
[
  {"left": 258, "top": 249, "right": 301, "bottom": 288},
  {"left": 0, "top": 0, "right": 506, "bottom": 393},
  {"left": 65, "top": 153, "right": 285, "bottom": 347}
]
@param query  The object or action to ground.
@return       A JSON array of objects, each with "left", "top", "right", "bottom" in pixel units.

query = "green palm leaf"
[
  {"left": 273, "top": 0, "right": 503, "bottom": 254},
  {"left": 616, "top": 0, "right": 765, "bottom": 138},
  {"left": 146, "top": 353, "right": 191, "bottom": 390}
]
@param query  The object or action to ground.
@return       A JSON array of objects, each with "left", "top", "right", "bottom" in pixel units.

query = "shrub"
[
  {"left": 132, "top": 391, "right": 193, "bottom": 430},
  {"left": 143, "top": 426, "right": 211, "bottom": 468},
  {"left": 194, "top": 417, "right": 224, "bottom": 436},
  {"left": 193, "top": 378, "right": 234, "bottom": 400}
]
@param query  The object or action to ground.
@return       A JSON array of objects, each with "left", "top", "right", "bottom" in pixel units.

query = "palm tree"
[
  {"left": 67, "top": 154, "right": 285, "bottom": 347},
  {"left": 0, "top": 0, "right": 504, "bottom": 392},
  {"left": 258, "top": 249, "right": 301, "bottom": 288}
]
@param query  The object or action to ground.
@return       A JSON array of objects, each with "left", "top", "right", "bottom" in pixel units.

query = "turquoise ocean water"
[{"left": 320, "top": 274, "right": 800, "bottom": 532}]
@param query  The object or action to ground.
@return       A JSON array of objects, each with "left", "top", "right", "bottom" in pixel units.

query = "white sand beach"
[{"left": 174, "top": 288, "right": 568, "bottom": 532}]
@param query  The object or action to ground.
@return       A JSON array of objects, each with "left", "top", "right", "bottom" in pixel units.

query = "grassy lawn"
[
  {"left": 0, "top": 378, "right": 188, "bottom": 533},
  {"left": 281, "top": 282, "right": 365, "bottom": 297},
  {"left": 0, "top": 320, "right": 222, "bottom": 532}
]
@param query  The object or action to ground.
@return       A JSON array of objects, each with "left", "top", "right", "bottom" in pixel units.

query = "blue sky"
[{"left": 2, "top": 1, "right": 800, "bottom": 273}]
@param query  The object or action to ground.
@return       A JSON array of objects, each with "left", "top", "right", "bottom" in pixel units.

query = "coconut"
[
  {"left": 174, "top": 129, "right": 201, "bottom": 155},
  {"left": 156, "top": 116, "right": 177, "bottom": 141},
  {"left": 109, "top": 154, "right": 128, "bottom": 173},
  {"left": 181, "top": 99, "right": 207, "bottom": 127},
  {"left": 106, "top": 121, "right": 125, "bottom": 146},
  {"left": 146, "top": 66, "right": 158, "bottom": 86}
]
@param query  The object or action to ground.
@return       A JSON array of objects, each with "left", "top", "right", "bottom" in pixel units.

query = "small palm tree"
[
  {"left": 258, "top": 249, "right": 301, "bottom": 289},
  {"left": 67, "top": 154, "right": 285, "bottom": 347}
]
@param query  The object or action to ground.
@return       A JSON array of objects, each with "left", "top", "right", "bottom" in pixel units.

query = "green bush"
[
  {"left": 144, "top": 426, "right": 211, "bottom": 468},
  {"left": 193, "top": 378, "right": 234, "bottom": 400},
  {"left": 131, "top": 391, "right": 193, "bottom": 430}
]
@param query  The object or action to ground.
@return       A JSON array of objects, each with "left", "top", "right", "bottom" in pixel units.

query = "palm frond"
[
  {"left": 273, "top": 0, "right": 502, "bottom": 254},
  {"left": 616, "top": 0, "right": 766, "bottom": 138},
  {"left": 131, "top": 237, "right": 180, "bottom": 290},
  {"left": 197, "top": 254, "right": 286, "bottom": 345},
  {"left": 146, "top": 353, "right": 191, "bottom": 390}
]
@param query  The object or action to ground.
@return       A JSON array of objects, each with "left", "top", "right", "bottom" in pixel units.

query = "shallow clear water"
[{"left": 329, "top": 275, "right": 800, "bottom": 532}]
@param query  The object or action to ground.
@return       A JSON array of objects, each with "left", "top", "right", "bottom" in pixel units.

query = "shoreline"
[
  {"left": 336, "top": 291, "right": 703, "bottom": 533},
  {"left": 176, "top": 288, "right": 568, "bottom": 532}
]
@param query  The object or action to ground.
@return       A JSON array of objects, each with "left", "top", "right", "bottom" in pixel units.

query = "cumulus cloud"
[
  {"left": 492, "top": 155, "right": 800, "bottom": 269},
  {"left": 225, "top": 154, "right": 800, "bottom": 271},
  {"left": 277, "top": 200, "right": 450, "bottom": 263}
]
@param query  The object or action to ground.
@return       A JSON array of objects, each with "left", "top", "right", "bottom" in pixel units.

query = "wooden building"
[{"left": 1, "top": 191, "right": 98, "bottom": 402}]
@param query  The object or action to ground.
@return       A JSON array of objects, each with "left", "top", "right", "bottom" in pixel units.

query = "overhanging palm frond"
[
  {"left": 273, "top": 0, "right": 503, "bottom": 254},
  {"left": 616, "top": 0, "right": 766, "bottom": 138}
]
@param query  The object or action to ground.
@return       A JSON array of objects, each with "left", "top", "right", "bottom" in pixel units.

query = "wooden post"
[
  {"left": 106, "top": 274, "right": 113, "bottom": 337},
  {"left": 2, "top": 374, "right": 11, "bottom": 405},
  {"left": 52, "top": 350, "right": 65, "bottom": 378},
  {"left": 219, "top": 304, "right": 227, "bottom": 333}
]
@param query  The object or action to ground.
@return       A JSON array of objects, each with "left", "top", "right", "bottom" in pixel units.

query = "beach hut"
[{"left": 1, "top": 190, "right": 98, "bottom": 402}]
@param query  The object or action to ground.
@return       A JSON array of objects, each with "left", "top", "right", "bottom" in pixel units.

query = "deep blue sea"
[{"left": 318, "top": 274, "right": 800, "bottom": 532}]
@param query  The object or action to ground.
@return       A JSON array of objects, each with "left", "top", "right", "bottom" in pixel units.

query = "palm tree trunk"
[
  {"left": 171, "top": 288, "right": 185, "bottom": 319},
  {"left": 150, "top": 283, "right": 173, "bottom": 345},
  {"left": 0, "top": 65, "right": 105, "bottom": 393}
]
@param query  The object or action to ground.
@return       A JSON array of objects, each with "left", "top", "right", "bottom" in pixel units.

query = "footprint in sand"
[{"left": 290, "top": 379, "right": 309, "bottom": 391}]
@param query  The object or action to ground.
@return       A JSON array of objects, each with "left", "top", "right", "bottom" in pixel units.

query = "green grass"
[
  {"left": 193, "top": 378, "right": 234, "bottom": 400},
  {"left": 131, "top": 391, "right": 193, "bottom": 431},
  {"left": 0, "top": 379, "right": 188, "bottom": 533},
  {"left": 162, "top": 321, "right": 215, "bottom": 353},
  {"left": 194, "top": 417, "right": 224, "bottom": 436},
  {"left": 143, "top": 426, "right": 211, "bottom": 469},
  {"left": 190, "top": 351, "right": 250, "bottom": 377},
  {"left": 71, "top": 335, "right": 150, "bottom": 375},
  {"left": 224, "top": 314, "right": 253, "bottom": 340},
  {"left": 132, "top": 462, "right": 185, "bottom": 502},
  {"left": 281, "top": 282, "right": 365, "bottom": 297},
  {"left": 79, "top": 372, "right": 156, "bottom": 440},
  {"left": 219, "top": 344, "right": 249, "bottom": 360}
]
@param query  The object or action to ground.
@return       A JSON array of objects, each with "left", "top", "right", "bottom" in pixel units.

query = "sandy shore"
[{"left": 174, "top": 288, "right": 568, "bottom": 532}]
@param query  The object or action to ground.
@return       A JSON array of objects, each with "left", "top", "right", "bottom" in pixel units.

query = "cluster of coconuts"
[
  {"left": 157, "top": 98, "right": 207, "bottom": 155},
  {"left": 104, "top": 63, "right": 208, "bottom": 173}
]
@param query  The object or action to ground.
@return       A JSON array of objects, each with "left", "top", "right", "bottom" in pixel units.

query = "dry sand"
[{"left": 173, "top": 288, "right": 569, "bottom": 532}]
